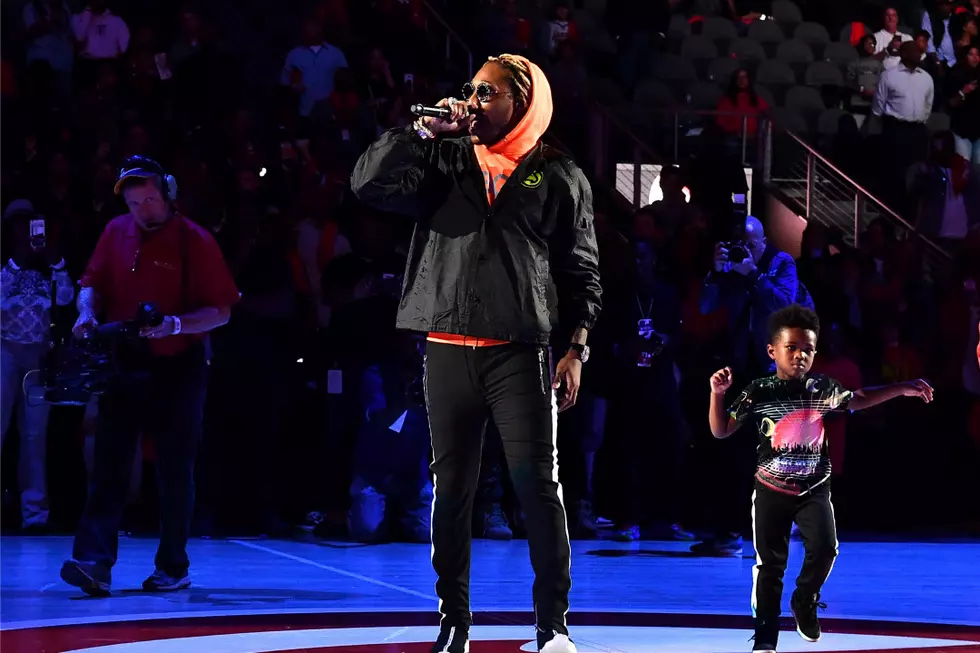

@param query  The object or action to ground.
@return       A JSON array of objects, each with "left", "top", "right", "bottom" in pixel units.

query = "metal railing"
[
  {"left": 762, "top": 122, "right": 952, "bottom": 275},
  {"left": 420, "top": 0, "right": 473, "bottom": 79},
  {"left": 582, "top": 103, "right": 766, "bottom": 210}
]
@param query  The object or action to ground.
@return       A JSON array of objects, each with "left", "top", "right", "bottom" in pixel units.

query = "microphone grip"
[{"left": 410, "top": 104, "right": 451, "bottom": 119}]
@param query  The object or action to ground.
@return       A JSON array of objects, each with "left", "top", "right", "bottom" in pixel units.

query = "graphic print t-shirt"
[{"left": 728, "top": 374, "right": 854, "bottom": 495}]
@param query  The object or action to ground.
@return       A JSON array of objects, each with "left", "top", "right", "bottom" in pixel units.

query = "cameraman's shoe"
[
  {"left": 61, "top": 559, "right": 111, "bottom": 597},
  {"left": 142, "top": 569, "right": 191, "bottom": 592}
]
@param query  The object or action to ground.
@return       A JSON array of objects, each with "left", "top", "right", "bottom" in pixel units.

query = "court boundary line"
[{"left": 229, "top": 540, "right": 440, "bottom": 602}]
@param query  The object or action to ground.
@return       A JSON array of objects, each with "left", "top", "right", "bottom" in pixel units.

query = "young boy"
[{"left": 708, "top": 305, "right": 933, "bottom": 653}]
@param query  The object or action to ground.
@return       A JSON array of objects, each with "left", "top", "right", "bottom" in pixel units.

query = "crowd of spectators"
[{"left": 1, "top": 0, "right": 977, "bottom": 549}]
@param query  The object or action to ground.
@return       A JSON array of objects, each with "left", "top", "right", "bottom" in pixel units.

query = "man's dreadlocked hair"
[{"left": 486, "top": 53, "right": 532, "bottom": 110}]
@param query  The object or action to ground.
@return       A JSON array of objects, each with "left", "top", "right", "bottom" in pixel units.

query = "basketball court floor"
[{"left": 1, "top": 536, "right": 978, "bottom": 652}]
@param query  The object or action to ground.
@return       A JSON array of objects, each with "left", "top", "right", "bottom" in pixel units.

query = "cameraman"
[
  {"left": 693, "top": 215, "right": 800, "bottom": 556},
  {"left": 1, "top": 200, "right": 74, "bottom": 532},
  {"left": 61, "top": 157, "right": 240, "bottom": 596}
]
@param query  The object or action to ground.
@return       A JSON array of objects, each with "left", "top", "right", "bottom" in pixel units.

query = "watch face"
[{"left": 578, "top": 345, "right": 590, "bottom": 363}]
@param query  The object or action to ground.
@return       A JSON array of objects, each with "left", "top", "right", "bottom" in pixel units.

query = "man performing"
[{"left": 351, "top": 54, "right": 602, "bottom": 653}]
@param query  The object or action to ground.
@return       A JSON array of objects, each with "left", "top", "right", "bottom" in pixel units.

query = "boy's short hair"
[
  {"left": 915, "top": 29, "right": 931, "bottom": 40},
  {"left": 768, "top": 304, "right": 821, "bottom": 344}
]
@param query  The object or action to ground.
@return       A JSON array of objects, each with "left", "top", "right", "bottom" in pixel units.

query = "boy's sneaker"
[
  {"left": 142, "top": 569, "right": 191, "bottom": 592},
  {"left": 791, "top": 590, "right": 827, "bottom": 642},
  {"left": 538, "top": 629, "right": 577, "bottom": 653},
  {"left": 751, "top": 617, "right": 779, "bottom": 652},
  {"left": 431, "top": 624, "right": 469, "bottom": 653},
  {"left": 690, "top": 534, "right": 743, "bottom": 556},
  {"left": 612, "top": 524, "right": 641, "bottom": 542},
  {"left": 60, "top": 559, "right": 111, "bottom": 597}
]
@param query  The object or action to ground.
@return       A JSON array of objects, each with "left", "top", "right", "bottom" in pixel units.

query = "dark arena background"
[{"left": 2, "top": 0, "right": 979, "bottom": 651}]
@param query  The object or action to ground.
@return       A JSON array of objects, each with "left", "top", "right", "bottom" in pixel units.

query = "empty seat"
[
  {"left": 794, "top": 22, "right": 830, "bottom": 58},
  {"left": 777, "top": 38, "right": 815, "bottom": 79},
  {"left": 729, "top": 37, "right": 766, "bottom": 67},
  {"left": 634, "top": 78, "right": 676, "bottom": 109},
  {"left": 823, "top": 41, "right": 858, "bottom": 66},
  {"left": 707, "top": 57, "right": 741, "bottom": 85},
  {"left": 667, "top": 14, "right": 691, "bottom": 51},
  {"left": 757, "top": 59, "right": 797, "bottom": 86},
  {"left": 786, "top": 85, "right": 825, "bottom": 125},
  {"left": 582, "top": 0, "right": 606, "bottom": 17},
  {"left": 591, "top": 77, "right": 625, "bottom": 105},
  {"left": 817, "top": 107, "right": 847, "bottom": 135},
  {"left": 681, "top": 34, "right": 719, "bottom": 64},
  {"left": 756, "top": 60, "right": 797, "bottom": 104},
  {"left": 703, "top": 16, "right": 739, "bottom": 49},
  {"left": 771, "top": 0, "right": 803, "bottom": 29},
  {"left": 770, "top": 106, "right": 809, "bottom": 133},
  {"left": 805, "top": 60, "right": 844, "bottom": 87},
  {"left": 927, "top": 112, "right": 950, "bottom": 133},
  {"left": 650, "top": 54, "right": 698, "bottom": 84},
  {"left": 686, "top": 81, "right": 724, "bottom": 110},
  {"left": 754, "top": 84, "right": 776, "bottom": 107},
  {"left": 748, "top": 18, "right": 786, "bottom": 57}
]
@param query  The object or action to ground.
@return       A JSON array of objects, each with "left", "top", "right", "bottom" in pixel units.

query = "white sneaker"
[{"left": 540, "top": 633, "right": 577, "bottom": 653}]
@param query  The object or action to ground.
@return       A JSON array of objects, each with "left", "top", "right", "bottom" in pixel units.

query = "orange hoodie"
[{"left": 427, "top": 56, "right": 554, "bottom": 348}]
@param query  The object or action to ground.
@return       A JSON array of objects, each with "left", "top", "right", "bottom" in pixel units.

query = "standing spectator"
[
  {"left": 950, "top": 13, "right": 978, "bottom": 55},
  {"left": 874, "top": 7, "right": 913, "bottom": 70},
  {"left": 543, "top": 3, "right": 578, "bottom": 58},
  {"left": 715, "top": 68, "right": 769, "bottom": 138},
  {"left": 947, "top": 44, "right": 980, "bottom": 166},
  {"left": 72, "top": 0, "right": 130, "bottom": 62},
  {"left": 0, "top": 200, "right": 74, "bottom": 533},
  {"left": 907, "top": 130, "right": 980, "bottom": 246},
  {"left": 915, "top": 30, "right": 944, "bottom": 80},
  {"left": 22, "top": 0, "right": 74, "bottom": 98},
  {"left": 923, "top": 0, "right": 958, "bottom": 67},
  {"left": 280, "top": 18, "right": 348, "bottom": 120},
  {"left": 847, "top": 35, "right": 885, "bottom": 118},
  {"left": 60, "top": 157, "right": 240, "bottom": 596},
  {"left": 872, "top": 41, "right": 935, "bottom": 214}
]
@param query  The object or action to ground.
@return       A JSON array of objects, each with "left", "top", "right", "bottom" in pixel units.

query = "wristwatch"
[{"left": 568, "top": 343, "right": 590, "bottom": 363}]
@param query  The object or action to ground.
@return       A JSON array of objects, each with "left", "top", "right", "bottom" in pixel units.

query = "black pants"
[
  {"left": 424, "top": 342, "right": 571, "bottom": 632},
  {"left": 751, "top": 481, "right": 838, "bottom": 621},
  {"left": 73, "top": 345, "right": 208, "bottom": 577}
]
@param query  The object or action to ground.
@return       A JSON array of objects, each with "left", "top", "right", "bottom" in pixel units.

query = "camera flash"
[{"left": 259, "top": 167, "right": 267, "bottom": 177}]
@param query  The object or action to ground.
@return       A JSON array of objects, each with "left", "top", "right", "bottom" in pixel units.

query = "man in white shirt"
[
  {"left": 873, "top": 41, "right": 934, "bottom": 216},
  {"left": 873, "top": 7, "right": 912, "bottom": 71},
  {"left": 71, "top": 0, "right": 129, "bottom": 61}
]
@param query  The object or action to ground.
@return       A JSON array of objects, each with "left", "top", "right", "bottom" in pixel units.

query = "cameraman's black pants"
[
  {"left": 73, "top": 345, "right": 208, "bottom": 577},
  {"left": 424, "top": 342, "right": 571, "bottom": 633}
]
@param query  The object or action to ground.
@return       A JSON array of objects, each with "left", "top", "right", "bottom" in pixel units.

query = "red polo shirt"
[{"left": 80, "top": 213, "right": 240, "bottom": 356}]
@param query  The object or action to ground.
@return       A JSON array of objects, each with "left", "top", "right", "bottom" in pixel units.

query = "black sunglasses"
[{"left": 462, "top": 81, "right": 509, "bottom": 103}]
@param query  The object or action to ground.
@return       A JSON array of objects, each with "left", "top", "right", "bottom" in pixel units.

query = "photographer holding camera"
[
  {"left": 1, "top": 199, "right": 74, "bottom": 533},
  {"left": 61, "top": 156, "right": 240, "bottom": 596},
  {"left": 692, "top": 215, "right": 804, "bottom": 556}
]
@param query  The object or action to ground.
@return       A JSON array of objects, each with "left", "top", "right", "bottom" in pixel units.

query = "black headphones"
[{"left": 115, "top": 156, "right": 178, "bottom": 201}]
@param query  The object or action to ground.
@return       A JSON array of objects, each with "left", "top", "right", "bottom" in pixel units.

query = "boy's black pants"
[
  {"left": 751, "top": 481, "right": 838, "bottom": 620},
  {"left": 424, "top": 341, "right": 571, "bottom": 633}
]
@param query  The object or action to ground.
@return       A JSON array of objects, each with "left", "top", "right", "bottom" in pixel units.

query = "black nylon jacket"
[{"left": 350, "top": 126, "right": 602, "bottom": 346}]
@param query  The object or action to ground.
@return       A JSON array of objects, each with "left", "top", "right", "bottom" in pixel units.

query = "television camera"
[{"left": 27, "top": 303, "right": 165, "bottom": 406}]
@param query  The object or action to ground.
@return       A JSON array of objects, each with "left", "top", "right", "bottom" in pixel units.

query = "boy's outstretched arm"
[{"left": 847, "top": 379, "right": 934, "bottom": 412}]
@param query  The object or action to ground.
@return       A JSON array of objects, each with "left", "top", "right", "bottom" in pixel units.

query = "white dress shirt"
[
  {"left": 873, "top": 29, "right": 912, "bottom": 70},
  {"left": 872, "top": 65, "right": 934, "bottom": 123},
  {"left": 921, "top": 13, "right": 956, "bottom": 66}
]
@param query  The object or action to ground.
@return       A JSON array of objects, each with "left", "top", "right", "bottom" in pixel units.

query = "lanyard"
[{"left": 635, "top": 295, "right": 653, "bottom": 320}]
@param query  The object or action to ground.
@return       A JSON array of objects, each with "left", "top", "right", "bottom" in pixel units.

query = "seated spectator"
[
  {"left": 950, "top": 13, "right": 979, "bottom": 55},
  {"left": 348, "top": 334, "right": 432, "bottom": 544},
  {"left": 847, "top": 34, "right": 884, "bottom": 116},
  {"left": 947, "top": 44, "right": 980, "bottom": 166},
  {"left": 715, "top": 68, "right": 768, "bottom": 138},
  {"left": 874, "top": 7, "right": 913, "bottom": 71}
]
